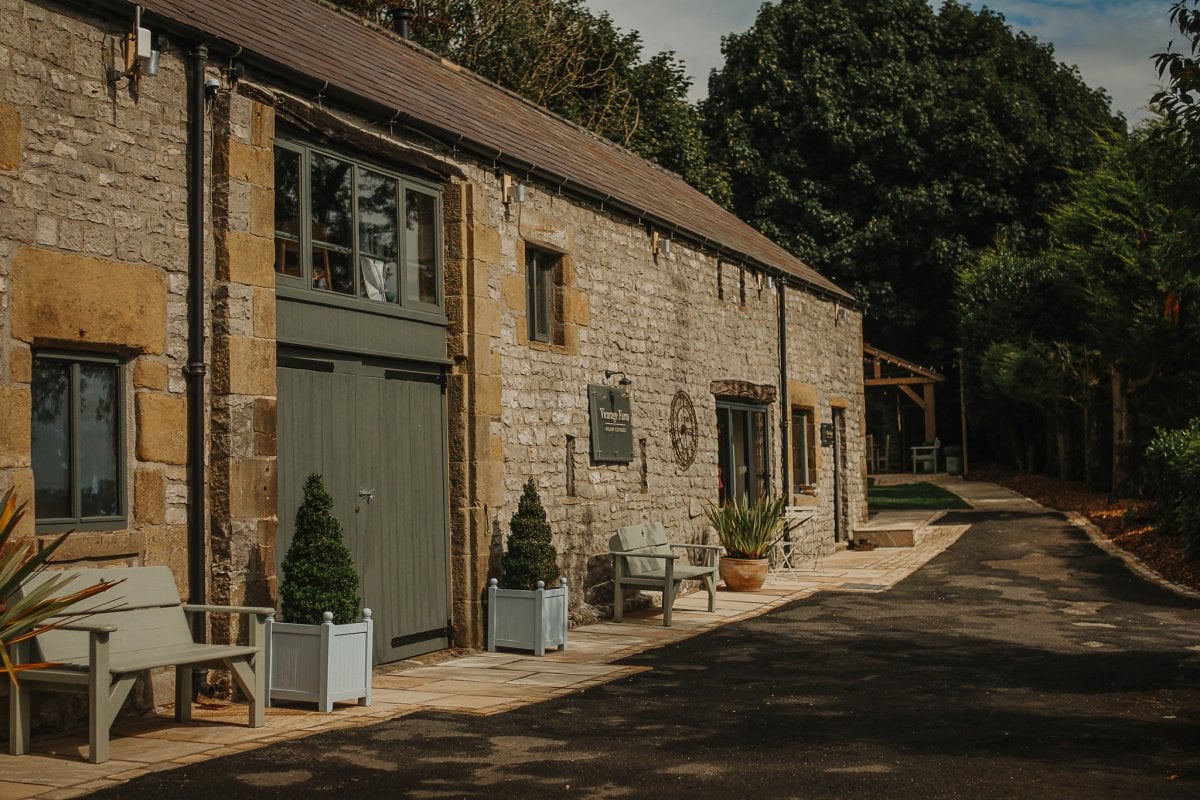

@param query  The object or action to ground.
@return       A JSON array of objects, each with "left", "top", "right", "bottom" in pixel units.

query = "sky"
[{"left": 582, "top": 0, "right": 1176, "bottom": 125}]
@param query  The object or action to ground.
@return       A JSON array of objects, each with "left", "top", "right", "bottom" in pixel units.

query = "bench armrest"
[
  {"left": 669, "top": 544, "right": 722, "bottom": 552},
  {"left": 609, "top": 550, "right": 678, "bottom": 560},
  {"left": 182, "top": 604, "right": 275, "bottom": 618},
  {"left": 52, "top": 621, "right": 119, "bottom": 634}
]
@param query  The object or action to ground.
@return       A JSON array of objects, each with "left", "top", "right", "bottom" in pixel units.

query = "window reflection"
[
  {"left": 31, "top": 356, "right": 122, "bottom": 525},
  {"left": 274, "top": 143, "right": 441, "bottom": 311},
  {"left": 406, "top": 189, "right": 438, "bottom": 305},
  {"left": 274, "top": 148, "right": 302, "bottom": 277}
]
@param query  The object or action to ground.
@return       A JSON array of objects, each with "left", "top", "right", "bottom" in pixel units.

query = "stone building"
[{"left": 0, "top": 0, "right": 865, "bottom": 699}]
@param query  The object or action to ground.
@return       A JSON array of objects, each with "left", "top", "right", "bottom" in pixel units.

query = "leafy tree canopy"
[
  {"left": 329, "top": 0, "right": 730, "bottom": 202},
  {"left": 703, "top": 0, "right": 1122, "bottom": 366},
  {"left": 1153, "top": 1, "right": 1200, "bottom": 151}
]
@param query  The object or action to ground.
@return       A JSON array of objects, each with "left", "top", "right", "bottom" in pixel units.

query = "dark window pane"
[
  {"left": 313, "top": 246, "right": 353, "bottom": 294},
  {"left": 310, "top": 153, "right": 352, "bottom": 248},
  {"left": 78, "top": 364, "right": 119, "bottom": 517},
  {"left": 31, "top": 359, "right": 71, "bottom": 519},
  {"left": 405, "top": 189, "right": 438, "bottom": 305},
  {"left": 359, "top": 170, "right": 398, "bottom": 302},
  {"left": 273, "top": 147, "right": 302, "bottom": 277}
]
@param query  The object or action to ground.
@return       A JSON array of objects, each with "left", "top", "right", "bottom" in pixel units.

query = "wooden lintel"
[{"left": 865, "top": 377, "right": 938, "bottom": 387}]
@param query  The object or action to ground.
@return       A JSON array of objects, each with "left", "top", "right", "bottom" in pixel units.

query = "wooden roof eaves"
[
  {"left": 863, "top": 344, "right": 944, "bottom": 382},
  {"left": 119, "top": 0, "right": 857, "bottom": 306}
]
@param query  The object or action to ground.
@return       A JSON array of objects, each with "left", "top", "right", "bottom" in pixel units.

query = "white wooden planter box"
[
  {"left": 267, "top": 609, "right": 373, "bottom": 712},
  {"left": 486, "top": 578, "right": 569, "bottom": 656}
]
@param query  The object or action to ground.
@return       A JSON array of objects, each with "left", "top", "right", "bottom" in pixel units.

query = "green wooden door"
[{"left": 277, "top": 351, "right": 450, "bottom": 664}]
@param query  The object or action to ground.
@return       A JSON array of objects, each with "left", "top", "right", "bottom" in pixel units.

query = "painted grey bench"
[
  {"left": 610, "top": 522, "right": 720, "bottom": 627},
  {"left": 7, "top": 565, "right": 273, "bottom": 763}
]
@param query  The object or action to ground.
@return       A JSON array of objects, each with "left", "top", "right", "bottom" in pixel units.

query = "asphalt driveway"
[{"left": 90, "top": 507, "right": 1200, "bottom": 799}]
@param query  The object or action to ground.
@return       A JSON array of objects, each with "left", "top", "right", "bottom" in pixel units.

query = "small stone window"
[
  {"left": 526, "top": 246, "right": 562, "bottom": 345},
  {"left": 274, "top": 140, "right": 442, "bottom": 312},
  {"left": 31, "top": 353, "right": 125, "bottom": 530},
  {"left": 791, "top": 407, "right": 818, "bottom": 493}
]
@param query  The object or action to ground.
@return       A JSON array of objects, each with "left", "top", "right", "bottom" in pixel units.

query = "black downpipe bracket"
[
  {"left": 777, "top": 277, "right": 790, "bottom": 498},
  {"left": 186, "top": 45, "right": 208, "bottom": 647}
]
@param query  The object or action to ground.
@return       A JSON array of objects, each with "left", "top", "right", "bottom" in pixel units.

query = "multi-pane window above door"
[{"left": 274, "top": 141, "right": 442, "bottom": 313}]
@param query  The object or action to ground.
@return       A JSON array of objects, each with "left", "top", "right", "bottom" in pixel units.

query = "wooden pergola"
[{"left": 863, "top": 344, "right": 944, "bottom": 443}]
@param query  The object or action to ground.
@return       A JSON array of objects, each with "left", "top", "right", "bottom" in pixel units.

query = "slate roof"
[{"left": 131, "top": 0, "right": 853, "bottom": 301}]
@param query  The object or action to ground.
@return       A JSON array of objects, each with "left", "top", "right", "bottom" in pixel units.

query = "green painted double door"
[{"left": 276, "top": 350, "right": 450, "bottom": 664}]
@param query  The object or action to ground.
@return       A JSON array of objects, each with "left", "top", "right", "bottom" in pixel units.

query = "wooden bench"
[
  {"left": 7, "top": 566, "right": 273, "bottom": 764},
  {"left": 610, "top": 522, "right": 720, "bottom": 627}
]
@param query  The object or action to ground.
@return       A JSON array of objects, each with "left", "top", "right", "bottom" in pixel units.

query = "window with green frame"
[
  {"left": 274, "top": 141, "right": 442, "bottom": 311},
  {"left": 526, "top": 245, "right": 561, "bottom": 344},
  {"left": 716, "top": 400, "right": 770, "bottom": 504},
  {"left": 31, "top": 353, "right": 124, "bottom": 530}
]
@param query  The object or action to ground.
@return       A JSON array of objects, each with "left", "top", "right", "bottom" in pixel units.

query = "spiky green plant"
[
  {"left": 1, "top": 489, "right": 115, "bottom": 685},
  {"left": 280, "top": 475, "right": 360, "bottom": 625},
  {"left": 704, "top": 494, "right": 788, "bottom": 559},
  {"left": 500, "top": 479, "right": 560, "bottom": 590}
]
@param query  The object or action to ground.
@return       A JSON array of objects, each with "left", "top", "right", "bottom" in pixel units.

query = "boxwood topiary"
[
  {"left": 280, "top": 474, "right": 361, "bottom": 625},
  {"left": 500, "top": 478, "right": 561, "bottom": 590}
]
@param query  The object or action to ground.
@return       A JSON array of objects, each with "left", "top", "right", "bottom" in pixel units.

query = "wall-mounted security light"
[
  {"left": 204, "top": 77, "right": 221, "bottom": 100},
  {"left": 501, "top": 174, "right": 526, "bottom": 206},
  {"left": 106, "top": 5, "right": 158, "bottom": 88},
  {"left": 651, "top": 230, "right": 671, "bottom": 257}
]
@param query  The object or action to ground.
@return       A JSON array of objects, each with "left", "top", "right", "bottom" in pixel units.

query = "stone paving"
[{"left": 0, "top": 481, "right": 1021, "bottom": 800}]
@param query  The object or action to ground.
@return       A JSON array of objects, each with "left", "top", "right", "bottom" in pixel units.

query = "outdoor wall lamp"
[
  {"left": 604, "top": 370, "right": 632, "bottom": 386},
  {"left": 501, "top": 174, "right": 526, "bottom": 205},
  {"left": 605, "top": 370, "right": 632, "bottom": 398},
  {"left": 651, "top": 230, "right": 671, "bottom": 257}
]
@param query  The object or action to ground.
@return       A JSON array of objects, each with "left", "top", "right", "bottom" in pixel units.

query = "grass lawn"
[{"left": 868, "top": 481, "right": 971, "bottom": 511}]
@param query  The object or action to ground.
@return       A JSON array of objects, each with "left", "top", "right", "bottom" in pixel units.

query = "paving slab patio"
[{"left": 0, "top": 483, "right": 1014, "bottom": 799}]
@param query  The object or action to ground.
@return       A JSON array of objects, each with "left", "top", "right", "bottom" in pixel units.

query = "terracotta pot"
[{"left": 719, "top": 557, "right": 769, "bottom": 592}]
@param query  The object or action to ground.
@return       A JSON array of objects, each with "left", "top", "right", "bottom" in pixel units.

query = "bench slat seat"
[
  {"left": 610, "top": 522, "right": 719, "bottom": 627},
  {"left": 7, "top": 566, "right": 272, "bottom": 764}
]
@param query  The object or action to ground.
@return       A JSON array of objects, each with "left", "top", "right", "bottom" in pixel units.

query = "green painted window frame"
[
  {"left": 31, "top": 352, "right": 126, "bottom": 532},
  {"left": 525, "top": 246, "right": 559, "bottom": 344},
  {"left": 791, "top": 407, "right": 817, "bottom": 492},
  {"left": 273, "top": 139, "right": 445, "bottom": 320},
  {"left": 716, "top": 400, "right": 771, "bottom": 505}
]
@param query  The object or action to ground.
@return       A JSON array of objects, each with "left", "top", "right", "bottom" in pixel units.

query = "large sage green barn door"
[{"left": 277, "top": 351, "right": 450, "bottom": 664}]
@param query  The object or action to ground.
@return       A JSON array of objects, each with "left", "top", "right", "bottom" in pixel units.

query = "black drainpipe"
[
  {"left": 777, "top": 275, "right": 789, "bottom": 499},
  {"left": 186, "top": 44, "right": 209, "bottom": 645}
]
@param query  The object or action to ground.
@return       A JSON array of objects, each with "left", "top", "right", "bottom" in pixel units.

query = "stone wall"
[
  {"left": 0, "top": 0, "right": 197, "bottom": 723},
  {"left": 454, "top": 162, "right": 867, "bottom": 616}
]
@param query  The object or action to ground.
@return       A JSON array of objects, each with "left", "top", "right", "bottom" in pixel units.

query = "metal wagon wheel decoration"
[{"left": 669, "top": 390, "right": 698, "bottom": 469}]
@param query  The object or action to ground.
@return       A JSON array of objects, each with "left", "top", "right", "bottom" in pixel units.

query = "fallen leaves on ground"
[{"left": 973, "top": 468, "right": 1200, "bottom": 594}]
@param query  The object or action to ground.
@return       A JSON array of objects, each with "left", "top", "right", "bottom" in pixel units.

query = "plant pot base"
[{"left": 719, "top": 557, "right": 769, "bottom": 592}]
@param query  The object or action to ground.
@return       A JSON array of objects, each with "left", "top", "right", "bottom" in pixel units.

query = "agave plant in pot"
[
  {"left": 269, "top": 474, "right": 373, "bottom": 712},
  {"left": 486, "top": 478, "right": 568, "bottom": 656},
  {"left": 705, "top": 494, "right": 788, "bottom": 592}
]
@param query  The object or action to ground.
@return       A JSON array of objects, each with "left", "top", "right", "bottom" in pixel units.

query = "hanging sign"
[
  {"left": 820, "top": 422, "right": 836, "bottom": 446},
  {"left": 588, "top": 384, "right": 634, "bottom": 463}
]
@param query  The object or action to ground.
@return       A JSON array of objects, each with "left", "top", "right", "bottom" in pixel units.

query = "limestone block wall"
[
  {"left": 455, "top": 164, "right": 867, "bottom": 613},
  {"left": 208, "top": 90, "right": 278, "bottom": 642},
  {"left": 0, "top": 0, "right": 193, "bottom": 576},
  {"left": 0, "top": 0, "right": 198, "bottom": 723}
]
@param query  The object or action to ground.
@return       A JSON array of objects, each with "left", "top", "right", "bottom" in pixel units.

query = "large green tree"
[
  {"left": 703, "top": 0, "right": 1121, "bottom": 367},
  {"left": 329, "top": 0, "right": 729, "bottom": 201},
  {"left": 959, "top": 126, "right": 1200, "bottom": 492},
  {"left": 1153, "top": 1, "right": 1200, "bottom": 149}
]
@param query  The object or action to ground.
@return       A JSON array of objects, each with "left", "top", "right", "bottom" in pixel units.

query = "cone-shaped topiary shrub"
[
  {"left": 500, "top": 478, "right": 560, "bottom": 590},
  {"left": 280, "top": 474, "right": 360, "bottom": 625}
]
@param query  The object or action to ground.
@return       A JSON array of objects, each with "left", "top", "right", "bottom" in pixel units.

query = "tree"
[
  {"left": 1048, "top": 127, "right": 1200, "bottom": 493},
  {"left": 501, "top": 479, "right": 560, "bottom": 591},
  {"left": 280, "top": 474, "right": 361, "bottom": 625},
  {"left": 328, "top": 0, "right": 729, "bottom": 201},
  {"left": 703, "top": 0, "right": 1121, "bottom": 368},
  {"left": 1153, "top": 1, "right": 1200, "bottom": 149}
]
